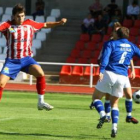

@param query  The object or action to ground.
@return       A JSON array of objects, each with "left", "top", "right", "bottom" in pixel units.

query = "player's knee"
[
  {"left": 93, "top": 89, "right": 104, "bottom": 100},
  {"left": 0, "top": 81, "right": 6, "bottom": 88},
  {"left": 35, "top": 71, "right": 44, "bottom": 77}
]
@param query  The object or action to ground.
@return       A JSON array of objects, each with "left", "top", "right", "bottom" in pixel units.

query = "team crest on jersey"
[
  {"left": 3, "top": 67, "right": 9, "bottom": 74},
  {"left": 9, "top": 27, "right": 16, "bottom": 33}
]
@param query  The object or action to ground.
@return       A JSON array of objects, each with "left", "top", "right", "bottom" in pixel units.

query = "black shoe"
[
  {"left": 89, "top": 102, "right": 94, "bottom": 110},
  {"left": 97, "top": 116, "right": 106, "bottom": 129},
  {"left": 126, "top": 117, "right": 139, "bottom": 124},
  {"left": 111, "top": 129, "right": 117, "bottom": 138}
]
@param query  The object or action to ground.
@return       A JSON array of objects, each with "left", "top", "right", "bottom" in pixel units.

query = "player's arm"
[
  {"left": 44, "top": 18, "right": 67, "bottom": 28},
  {"left": 130, "top": 59, "right": 135, "bottom": 80},
  {"left": 0, "top": 22, "right": 9, "bottom": 32},
  {"left": 99, "top": 42, "right": 112, "bottom": 81}
]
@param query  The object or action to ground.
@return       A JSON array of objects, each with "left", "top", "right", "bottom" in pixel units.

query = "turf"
[{"left": 0, "top": 91, "right": 139, "bottom": 140}]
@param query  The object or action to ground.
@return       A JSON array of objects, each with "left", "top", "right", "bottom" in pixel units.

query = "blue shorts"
[{"left": 1, "top": 56, "right": 40, "bottom": 80}]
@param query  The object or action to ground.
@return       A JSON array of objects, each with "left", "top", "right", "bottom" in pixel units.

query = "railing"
[
  {"left": 1, "top": 60, "right": 140, "bottom": 88},
  {"left": 0, "top": 60, "right": 98, "bottom": 88},
  {"left": 37, "top": 62, "right": 99, "bottom": 88}
]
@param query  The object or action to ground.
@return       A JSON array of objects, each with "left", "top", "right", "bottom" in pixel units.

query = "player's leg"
[
  {"left": 0, "top": 74, "right": 10, "bottom": 100},
  {"left": 104, "top": 93, "right": 111, "bottom": 122},
  {"left": 28, "top": 64, "right": 53, "bottom": 111},
  {"left": 124, "top": 87, "right": 138, "bottom": 124},
  {"left": 110, "top": 96, "right": 119, "bottom": 138},
  {"left": 0, "top": 59, "right": 21, "bottom": 101},
  {"left": 92, "top": 89, "right": 106, "bottom": 129},
  {"left": 92, "top": 71, "right": 113, "bottom": 129}
]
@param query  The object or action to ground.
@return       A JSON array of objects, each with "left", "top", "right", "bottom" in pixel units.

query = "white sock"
[
  {"left": 100, "top": 111, "right": 106, "bottom": 118},
  {"left": 38, "top": 94, "right": 44, "bottom": 103},
  {"left": 112, "top": 123, "right": 117, "bottom": 131}
]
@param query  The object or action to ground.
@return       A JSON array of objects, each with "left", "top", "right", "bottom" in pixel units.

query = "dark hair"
[
  {"left": 111, "top": 0, "right": 115, "bottom": 3},
  {"left": 12, "top": 4, "right": 25, "bottom": 16},
  {"left": 132, "top": 1, "right": 138, "bottom": 5},
  {"left": 116, "top": 27, "right": 129, "bottom": 39}
]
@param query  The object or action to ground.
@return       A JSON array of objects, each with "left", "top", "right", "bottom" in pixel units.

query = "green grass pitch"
[{"left": 0, "top": 91, "right": 139, "bottom": 140}]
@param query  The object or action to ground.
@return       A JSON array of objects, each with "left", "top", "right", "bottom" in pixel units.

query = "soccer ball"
[{"left": 132, "top": 90, "right": 140, "bottom": 104}]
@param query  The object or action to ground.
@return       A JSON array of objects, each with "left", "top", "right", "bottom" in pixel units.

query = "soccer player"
[
  {"left": 0, "top": 4, "right": 67, "bottom": 110},
  {"left": 91, "top": 26, "right": 140, "bottom": 138},
  {"left": 90, "top": 22, "right": 138, "bottom": 124}
]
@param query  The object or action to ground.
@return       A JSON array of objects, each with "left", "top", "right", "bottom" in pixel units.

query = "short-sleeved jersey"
[
  {"left": 0, "top": 19, "right": 44, "bottom": 59},
  {"left": 100, "top": 39, "right": 140, "bottom": 76}
]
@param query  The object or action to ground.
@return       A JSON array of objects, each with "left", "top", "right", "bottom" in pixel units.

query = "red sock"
[
  {"left": 36, "top": 76, "right": 46, "bottom": 95},
  {"left": 0, "top": 87, "right": 3, "bottom": 101}
]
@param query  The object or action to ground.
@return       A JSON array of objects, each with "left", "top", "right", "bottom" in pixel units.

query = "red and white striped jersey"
[{"left": 0, "top": 19, "right": 44, "bottom": 59}]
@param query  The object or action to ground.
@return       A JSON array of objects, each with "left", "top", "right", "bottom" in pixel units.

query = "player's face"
[{"left": 13, "top": 12, "right": 25, "bottom": 25}]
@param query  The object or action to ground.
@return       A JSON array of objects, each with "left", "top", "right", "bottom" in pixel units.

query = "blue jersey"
[{"left": 100, "top": 39, "right": 140, "bottom": 76}]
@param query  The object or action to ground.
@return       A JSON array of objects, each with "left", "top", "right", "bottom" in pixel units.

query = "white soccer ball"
[{"left": 133, "top": 90, "right": 140, "bottom": 104}]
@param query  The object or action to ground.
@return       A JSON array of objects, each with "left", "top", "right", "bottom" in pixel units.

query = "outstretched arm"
[
  {"left": 44, "top": 18, "right": 67, "bottom": 28},
  {"left": 130, "top": 59, "right": 135, "bottom": 80}
]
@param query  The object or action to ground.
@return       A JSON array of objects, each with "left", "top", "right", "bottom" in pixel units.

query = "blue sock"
[
  {"left": 125, "top": 99, "right": 132, "bottom": 118},
  {"left": 111, "top": 108, "right": 119, "bottom": 124},
  {"left": 104, "top": 100, "right": 111, "bottom": 118},
  {"left": 93, "top": 99, "right": 105, "bottom": 118}
]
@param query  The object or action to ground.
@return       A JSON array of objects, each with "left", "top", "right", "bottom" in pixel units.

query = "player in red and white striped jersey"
[{"left": 0, "top": 4, "right": 67, "bottom": 110}]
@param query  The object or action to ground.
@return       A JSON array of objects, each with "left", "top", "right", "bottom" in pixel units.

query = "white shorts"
[
  {"left": 124, "top": 76, "right": 131, "bottom": 88},
  {"left": 95, "top": 70, "right": 128, "bottom": 98}
]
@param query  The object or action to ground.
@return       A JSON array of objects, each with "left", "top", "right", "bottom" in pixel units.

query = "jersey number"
[{"left": 119, "top": 52, "right": 127, "bottom": 64}]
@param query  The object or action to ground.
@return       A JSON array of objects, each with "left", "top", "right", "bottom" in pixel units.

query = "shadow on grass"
[
  {"left": 0, "top": 131, "right": 111, "bottom": 139},
  {"left": 56, "top": 106, "right": 90, "bottom": 111}
]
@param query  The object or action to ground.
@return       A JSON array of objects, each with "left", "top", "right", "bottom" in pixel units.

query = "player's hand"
[
  {"left": 99, "top": 72, "right": 104, "bottom": 82},
  {"left": 130, "top": 71, "right": 135, "bottom": 80},
  {"left": 60, "top": 18, "right": 67, "bottom": 25}
]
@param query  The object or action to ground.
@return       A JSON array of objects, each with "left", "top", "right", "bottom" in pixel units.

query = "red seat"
[
  {"left": 75, "top": 41, "right": 85, "bottom": 50},
  {"left": 89, "top": 58, "right": 98, "bottom": 64},
  {"left": 133, "top": 56, "right": 138, "bottom": 61},
  {"left": 77, "top": 58, "right": 88, "bottom": 64},
  {"left": 66, "top": 57, "right": 76, "bottom": 63},
  {"left": 60, "top": 65, "right": 72, "bottom": 75},
  {"left": 97, "top": 42, "right": 104, "bottom": 50},
  {"left": 72, "top": 66, "right": 84, "bottom": 76},
  {"left": 107, "top": 27, "right": 113, "bottom": 35},
  {"left": 133, "top": 20, "right": 140, "bottom": 28},
  {"left": 86, "top": 42, "right": 97, "bottom": 51},
  {"left": 84, "top": 66, "right": 95, "bottom": 76},
  {"left": 128, "top": 36, "right": 136, "bottom": 43},
  {"left": 80, "top": 33, "right": 90, "bottom": 42},
  {"left": 102, "top": 34, "right": 110, "bottom": 42},
  {"left": 95, "top": 67, "right": 100, "bottom": 75},
  {"left": 122, "top": 19, "right": 133, "bottom": 28},
  {"left": 70, "top": 49, "right": 81, "bottom": 58},
  {"left": 91, "top": 34, "right": 102, "bottom": 43},
  {"left": 130, "top": 27, "right": 139, "bottom": 36},
  {"left": 136, "top": 36, "right": 140, "bottom": 45},
  {"left": 135, "top": 69, "right": 140, "bottom": 78},
  {"left": 80, "top": 50, "right": 92, "bottom": 59},
  {"left": 135, "top": 60, "right": 140, "bottom": 66},
  {"left": 92, "top": 50, "right": 101, "bottom": 58}
]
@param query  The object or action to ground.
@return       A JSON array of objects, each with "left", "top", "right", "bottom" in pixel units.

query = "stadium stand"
[
  {"left": 50, "top": 9, "right": 61, "bottom": 18},
  {"left": 1, "top": 14, "right": 11, "bottom": 22},
  {"left": 0, "top": 7, "right": 4, "bottom": 16},
  {"left": 4, "top": 7, "right": 12, "bottom": 15},
  {"left": 35, "top": 15, "right": 45, "bottom": 22}
]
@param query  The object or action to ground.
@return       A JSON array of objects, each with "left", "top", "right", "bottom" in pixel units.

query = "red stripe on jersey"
[
  {"left": 17, "top": 28, "right": 22, "bottom": 59},
  {"left": 11, "top": 31, "right": 15, "bottom": 59},
  {"left": 23, "top": 26, "right": 28, "bottom": 57}
]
